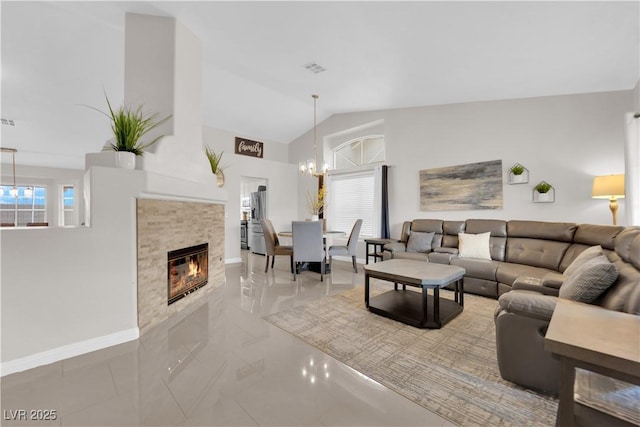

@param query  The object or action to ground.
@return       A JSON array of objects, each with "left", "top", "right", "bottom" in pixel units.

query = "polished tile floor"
[{"left": 1, "top": 252, "right": 453, "bottom": 426}]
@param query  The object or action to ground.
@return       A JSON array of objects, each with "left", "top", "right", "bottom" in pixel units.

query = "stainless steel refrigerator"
[{"left": 249, "top": 187, "right": 267, "bottom": 255}]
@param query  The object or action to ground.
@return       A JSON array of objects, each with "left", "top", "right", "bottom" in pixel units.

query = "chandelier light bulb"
[
  {"left": 9, "top": 186, "right": 18, "bottom": 197},
  {"left": 24, "top": 186, "right": 33, "bottom": 198}
]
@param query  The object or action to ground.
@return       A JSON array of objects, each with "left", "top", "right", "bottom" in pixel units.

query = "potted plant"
[
  {"left": 509, "top": 163, "right": 527, "bottom": 183},
  {"left": 204, "top": 146, "right": 227, "bottom": 187},
  {"left": 89, "top": 94, "right": 171, "bottom": 169},
  {"left": 534, "top": 181, "right": 553, "bottom": 202},
  {"left": 306, "top": 186, "right": 325, "bottom": 221}
]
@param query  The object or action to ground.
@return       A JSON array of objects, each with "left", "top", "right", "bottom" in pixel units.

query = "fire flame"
[{"left": 188, "top": 258, "right": 200, "bottom": 276}]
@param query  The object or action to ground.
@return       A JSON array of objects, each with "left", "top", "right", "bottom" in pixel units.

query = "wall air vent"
[
  {"left": 304, "top": 62, "right": 327, "bottom": 74},
  {"left": 1, "top": 118, "right": 15, "bottom": 126}
]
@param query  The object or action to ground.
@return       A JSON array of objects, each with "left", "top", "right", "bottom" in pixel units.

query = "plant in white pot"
[
  {"left": 89, "top": 94, "right": 171, "bottom": 169},
  {"left": 534, "top": 181, "right": 554, "bottom": 202},
  {"left": 306, "top": 186, "right": 325, "bottom": 221},
  {"left": 509, "top": 163, "right": 527, "bottom": 183},
  {"left": 204, "top": 146, "right": 227, "bottom": 187}
]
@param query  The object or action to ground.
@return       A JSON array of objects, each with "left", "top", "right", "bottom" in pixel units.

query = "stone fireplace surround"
[{"left": 137, "top": 198, "right": 225, "bottom": 334}]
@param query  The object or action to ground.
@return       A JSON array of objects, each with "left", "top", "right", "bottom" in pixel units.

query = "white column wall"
[{"left": 1, "top": 167, "right": 142, "bottom": 373}]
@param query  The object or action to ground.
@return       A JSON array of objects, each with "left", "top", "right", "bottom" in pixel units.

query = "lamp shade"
[{"left": 592, "top": 174, "right": 625, "bottom": 199}]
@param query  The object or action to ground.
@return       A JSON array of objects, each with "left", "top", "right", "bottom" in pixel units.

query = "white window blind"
[{"left": 328, "top": 171, "right": 375, "bottom": 237}]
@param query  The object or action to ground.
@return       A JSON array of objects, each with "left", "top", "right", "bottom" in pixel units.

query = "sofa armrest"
[
  {"left": 498, "top": 290, "right": 558, "bottom": 322},
  {"left": 384, "top": 242, "right": 407, "bottom": 253},
  {"left": 512, "top": 276, "right": 560, "bottom": 296},
  {"left": 540, "top": 272, "right": 565, "bottom": 290}
]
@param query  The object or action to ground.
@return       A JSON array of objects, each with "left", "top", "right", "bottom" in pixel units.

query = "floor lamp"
[{"left": 592, "top": 174, "right": 625, "bottom": 225}]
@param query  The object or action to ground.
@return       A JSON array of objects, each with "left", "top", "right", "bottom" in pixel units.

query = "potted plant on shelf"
[
  {"left": 306, "top": 186, "right": 325, "bottom": 221},
  {"left": 204, "top": 146, "right": 227, "bottom": 187},
  {"left": 534, "top": 181, "right": 553, "bottom": 202},
  {"left": 509, "top": 163, "right": 527, "bottom": 183},
  {"left": 89, "top": 94, "right": 171, "bottom": 169}
]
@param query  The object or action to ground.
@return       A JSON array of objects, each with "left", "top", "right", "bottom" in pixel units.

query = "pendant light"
[{"left": 299, "top": 94, "right": 329, "bottom": 176}]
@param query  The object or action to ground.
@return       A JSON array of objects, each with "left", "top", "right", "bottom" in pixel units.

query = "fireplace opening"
[{"left": 168, "top": 243, "right": 208, "bottom": 305}]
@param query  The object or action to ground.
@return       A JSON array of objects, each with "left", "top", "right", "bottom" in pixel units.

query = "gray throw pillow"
[
  {"left": 406, "top": 231, "right": 435, "bottom": 253},
  {"left": 559, "top": 255, "right": 619, "bottom": 303},
  {"left": 564, "top": 245, "right": 604, "bottom": 276}
]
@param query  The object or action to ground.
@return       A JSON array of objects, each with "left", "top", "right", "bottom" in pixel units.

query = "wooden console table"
[{"left": 544, "top": 299, "right": 640, "bottom": 427}]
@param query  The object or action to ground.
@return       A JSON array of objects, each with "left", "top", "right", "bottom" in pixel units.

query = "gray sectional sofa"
[{"left": 383, "top": 218, "right": 640, "bottom": 397}]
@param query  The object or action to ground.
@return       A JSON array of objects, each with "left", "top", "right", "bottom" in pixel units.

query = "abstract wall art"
[{"left": 419, "top": 160, "right": 503, "bottom": 211}]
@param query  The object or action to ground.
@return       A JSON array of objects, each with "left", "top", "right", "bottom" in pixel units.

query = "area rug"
[{"left": 264, "top": 286, "right": 558, "bottom": 426}]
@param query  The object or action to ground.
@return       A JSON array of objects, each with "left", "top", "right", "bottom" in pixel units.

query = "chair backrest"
[
  {"left": 346, "top": 219, "right": 363, "bottom": 254},
  {"left": 292, "top": 221, "right": 325, "bottom": 263},
  {"left": 260, "top": 219, "right": 276, "bottom": 256}
]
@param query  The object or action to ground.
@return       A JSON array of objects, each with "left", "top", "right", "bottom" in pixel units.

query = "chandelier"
[
  {"left": 0, "top": 148, "right": 32, "bottom": 197},
  {"left": 299, "top": 94, "right": 328, "bottom": 176}
]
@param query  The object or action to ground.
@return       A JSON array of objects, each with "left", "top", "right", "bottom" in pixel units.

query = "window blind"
[{"left": 329, "top": 171, "right": 375, "bottom": 237}]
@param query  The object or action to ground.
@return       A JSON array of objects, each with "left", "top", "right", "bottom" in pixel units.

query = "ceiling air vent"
[
  {"left": 304, "top": 62, "right": 326, "bottom": 74},
  {"left": 1, "top": 118, "right": 15, "bottom": 126}
]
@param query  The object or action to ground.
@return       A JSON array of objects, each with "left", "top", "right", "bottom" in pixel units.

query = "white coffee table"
[{"left": 364, "top": 259, "right": 465, "bottom": 329}]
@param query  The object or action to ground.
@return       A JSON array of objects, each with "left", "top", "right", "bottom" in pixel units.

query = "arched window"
[
  {"left": 333, "top": 135, "right": 385, "bottom": 170},
  {"left": 327, "top": 135, "right": 386, "bottom": 238}
]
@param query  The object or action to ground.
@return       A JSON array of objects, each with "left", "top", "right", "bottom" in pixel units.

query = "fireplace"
[{"left": 167, "top": 243, "right": 208, "bottom": 305}]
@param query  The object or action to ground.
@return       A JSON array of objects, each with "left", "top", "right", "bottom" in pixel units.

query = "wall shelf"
[
  {"left": 533, "top": 181, "right": 555, "bottom": 203},
  {"left": 507, "top": 163, "right": 529, "bottom": 184}
]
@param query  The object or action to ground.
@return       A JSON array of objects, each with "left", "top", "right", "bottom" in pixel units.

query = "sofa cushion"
[
  {"left": 441, "top": 220, "right": 465, "bottom": 248},
  {"left": 507, "top": 220, "right": 577, "bottom": 242},
  {"left": 407, "top": 231, "right": 434, "bottom": 253},
  {"left": 458, "top": 232, "right": 491, "bottom": 260},
  {"left": 597, "top": 258, "right": 640, "bottom": 314},
  {"left": 496, "top": 262, "right": 555, "bottom": 285},
  {"left": 394, "top": 251, "right": 430, "bottom": 261},
  {"left": 505, "top": 237, "right": 571, "bottom": 270},
  {"left": 563, "top": 245, "right": 604, "bottom": 276},
  {"left": 574, "top": 224, "right": 624, "bottom": 250},
  {"left": 450, "top": 257, "right": 500, "bottom": 281},
  {"left": 559, "top": 255, "right": 619, "bottom": 303}
]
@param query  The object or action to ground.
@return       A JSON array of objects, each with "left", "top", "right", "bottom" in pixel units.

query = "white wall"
[
  {"left": 291, "top": 90, "right": 634, "bottom": 241},
  {"left": 202, "top": 126, "right": 297, "bottom": 263},
  {"left": 1, "top": 167, "right": 142, "bottom": 372}
]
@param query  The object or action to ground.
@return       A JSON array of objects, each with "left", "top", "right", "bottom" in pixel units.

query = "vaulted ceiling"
[{"left": 2, "top": 1, "right": 639, "bottom": 169}]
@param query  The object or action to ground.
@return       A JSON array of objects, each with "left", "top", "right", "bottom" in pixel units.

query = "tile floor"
[{"left": 1, "top": 252, "right": 454, "bottom": 426}]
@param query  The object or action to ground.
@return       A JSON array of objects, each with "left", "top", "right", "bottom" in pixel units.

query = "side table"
[
  {"left": 544, "top": 299, "right": 640, "bottom": 427},
  {"left": 364, "top": 238, "right": 397, "bottom": 264}
]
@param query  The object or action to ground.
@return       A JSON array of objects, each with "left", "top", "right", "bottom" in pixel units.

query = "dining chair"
[
  {"left": 260, "top": 219, "right": 293, "bottom": 273},
  {"left": 292, "top": 220, "right": 326, "bottom": 281},
  {"left": 328, "top": 219, "right": 363, "bottom": 273}
]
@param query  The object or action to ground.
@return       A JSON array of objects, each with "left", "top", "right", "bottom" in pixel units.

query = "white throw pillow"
[{"left": 458, "top": 232, "right": 492, "bottom": 260}]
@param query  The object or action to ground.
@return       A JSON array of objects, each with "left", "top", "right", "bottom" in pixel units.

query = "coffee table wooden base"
[{"left": 368, "top": 289, "right": 463, "bottom": 329}]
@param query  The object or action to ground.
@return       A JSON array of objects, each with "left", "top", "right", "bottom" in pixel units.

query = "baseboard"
[
  {"left": 0, "top": 327, "right": 140, "bottom": 377},
  {"left": 225, "top": 257, "right": 243, "bottom": 264}
]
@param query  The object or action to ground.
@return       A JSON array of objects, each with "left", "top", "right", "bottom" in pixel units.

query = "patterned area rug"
[{"left": 264, "top": 286, "right": 558, "bottom": 426}]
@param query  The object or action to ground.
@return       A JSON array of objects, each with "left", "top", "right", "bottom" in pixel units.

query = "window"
[
  {"left": 328, "top": 171, "right": 375, "bottom": 237},
  {"left": 334, "top": 136, "right": 384, "bottom": 169},
  {"left": 0, "top": 185, "right": 46, "bottom": 226},
  {"left": 328, "top": 135, "right": 386, "bottom": 239},
  {"left": 61, "top": 185, "right": 75, "bottom": 226}
]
